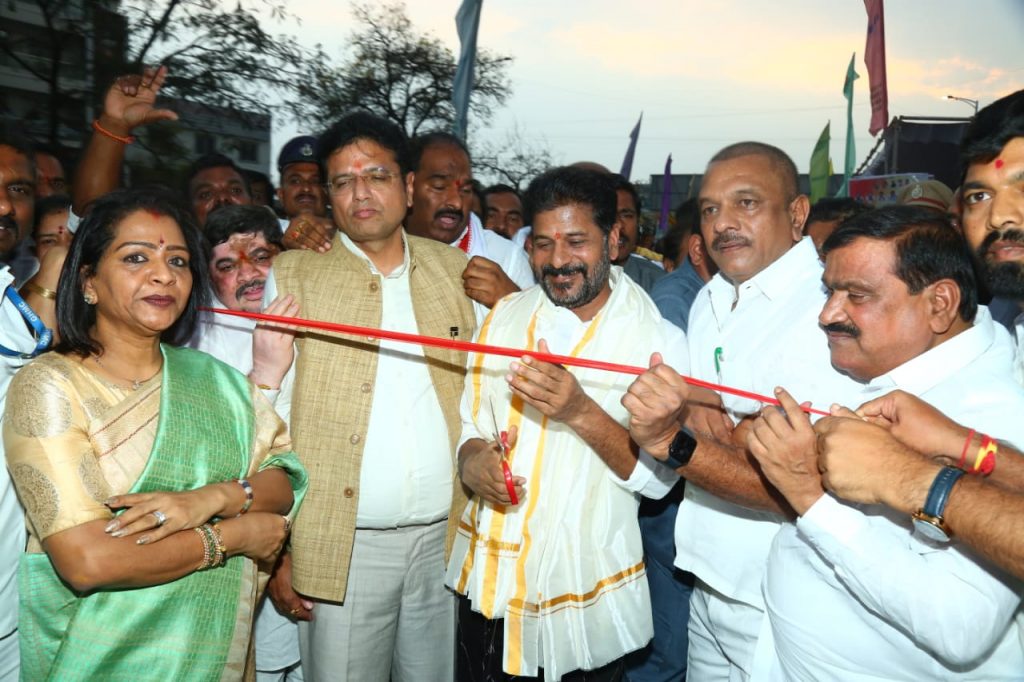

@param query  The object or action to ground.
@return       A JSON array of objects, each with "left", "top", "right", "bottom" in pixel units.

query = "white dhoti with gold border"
[{"left": 446, "top": 269, "right": 687, "bottom": 680}]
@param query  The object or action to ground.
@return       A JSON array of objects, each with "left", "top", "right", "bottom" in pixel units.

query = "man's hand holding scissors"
[{"left": 458, "top": 425, "right": 525, "bottom": 507}]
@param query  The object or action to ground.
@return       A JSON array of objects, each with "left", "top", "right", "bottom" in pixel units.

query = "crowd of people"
[{"left": 2, "top": 64, "right": 1024, "bottom": 682}]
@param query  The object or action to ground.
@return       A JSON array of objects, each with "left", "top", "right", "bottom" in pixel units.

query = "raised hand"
[{"left": 101, "top": 65, "right": 178, "bottom": 135}]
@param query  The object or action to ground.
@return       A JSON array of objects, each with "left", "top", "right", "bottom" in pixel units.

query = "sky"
[{"left": 267, "top": 0, "right": 1024, "bottom": 183}]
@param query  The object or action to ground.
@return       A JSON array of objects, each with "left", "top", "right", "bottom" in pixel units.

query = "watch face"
[{"left": 913, "top": 517, "right": 950, "bottom": 543}]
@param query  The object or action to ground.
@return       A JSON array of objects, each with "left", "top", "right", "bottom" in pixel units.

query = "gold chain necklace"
[{"left": 92, "top": 354, "right": 160, "bottom": 390}]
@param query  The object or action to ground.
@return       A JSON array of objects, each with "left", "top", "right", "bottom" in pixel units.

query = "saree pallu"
[{"left": 10, "top": 345, "right": 307, "bottom": 682}]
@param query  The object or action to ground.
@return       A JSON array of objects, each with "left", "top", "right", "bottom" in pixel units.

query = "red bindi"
[
  {"left": 554, "top": 232, "right": 562, "bottom": 240},
  {"left": 158, "top": 235, "right": 165, "bottom": 246},
  {"left": 995, "top": 159, "right": 1005, "bottom": 169}
]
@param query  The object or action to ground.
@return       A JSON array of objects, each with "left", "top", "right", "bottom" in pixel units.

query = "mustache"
[
  {"left": 0, "top": 215, "right": 17, "bottom": 232},
  {"left": 711, "top": 231, "right": 751, "bottom": 251},
  {"left": 234, "top": 279, "right": 266, "bottom": 300},
  {"left": 979, "top": 228, "right": 1024, "bottom": 257},
  {"left": 433, "top": 209, "right": 463, "bottom": 221},
  {"left": 541, "top": 264, "right": 587, "bottom": 278},
  {"left": 822, "top": 321, "right": 860, "bottom": 338}
]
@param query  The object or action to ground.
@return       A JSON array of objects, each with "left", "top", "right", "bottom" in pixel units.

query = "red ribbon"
[{"left": 203, "top": 307, "right": 830, "bottom": 417}]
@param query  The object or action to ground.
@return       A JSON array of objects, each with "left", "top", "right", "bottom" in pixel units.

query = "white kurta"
[
  {"left": 446, "top": 269, "right": 684, "bottom": 681},
  {"left": 762, "top": 310, "right": 1024, "bottom": 681},
  {"left": 680, "top": 238, "right": 864, "bottom": 603},
  {"left": 456, "top": 213, "right": 536, "bottom": 323},
  {"left": 0, "top": 267, "right": 33, "bottom": 652}
]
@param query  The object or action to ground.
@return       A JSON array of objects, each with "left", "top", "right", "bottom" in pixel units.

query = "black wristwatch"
[{"left": 664, "top": 427, "right": 698, "bottom": 469}]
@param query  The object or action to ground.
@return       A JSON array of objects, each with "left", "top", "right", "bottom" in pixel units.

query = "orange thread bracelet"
[
  {"left": 957, "top": 429, "right": 976, "bottom": 469},
  {"left": 92, "top": 119, "right": 135, "bottom": 144}
]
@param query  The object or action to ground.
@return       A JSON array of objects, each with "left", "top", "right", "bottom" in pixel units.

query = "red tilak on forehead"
[
  {"left": 995, "top": 159, "right": 1005, "bottom": 169},
  {"left": 158, "top": 234, "right": 165, "bottom": 245},
  {"left": 554, "top": 232, "right": 563, "bottom": 240}
]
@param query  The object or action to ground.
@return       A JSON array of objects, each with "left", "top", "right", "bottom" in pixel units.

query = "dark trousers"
[
  {"left": 625, "top": 481, "right": 692, "bottom": 682},
  {"left": 456, "top": 594, "right": 625, "bottom": 682}
]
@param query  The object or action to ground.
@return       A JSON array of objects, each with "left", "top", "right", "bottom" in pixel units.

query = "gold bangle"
[
  {"left": 256, "top": 383, "right": 277, "bottom": 391},
  {"left": 194, "top": 526, "right": 213, "bottom": 570},
  {"left": 210, "top": 522, "right": 228, "bottom": 567},
  {"left": 22, "top": 282, "right": 56, "bottom": 300}
]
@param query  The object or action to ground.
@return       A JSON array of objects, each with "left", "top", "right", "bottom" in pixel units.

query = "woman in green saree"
[{"left": 3, "top": 188, "right": 307, "bottom": 681}]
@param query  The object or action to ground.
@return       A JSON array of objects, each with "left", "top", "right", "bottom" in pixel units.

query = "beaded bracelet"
[{"left": 236, "top": 478, "right": 254, "bottom": 516}]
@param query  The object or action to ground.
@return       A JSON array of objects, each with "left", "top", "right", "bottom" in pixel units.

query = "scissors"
[{"left": 488, "top": 397, "right": 518, "bottom": 505}]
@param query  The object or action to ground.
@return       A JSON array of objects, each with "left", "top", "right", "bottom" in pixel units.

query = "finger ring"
[
  {"left": 151, "top": 510, "right": 167, "bottom": 527},
  {"left": 289, "top": 608, "right": 301, "bottom": 616},
  {"left": 282, "top": 515, "right": 292, "bottom": 533}
]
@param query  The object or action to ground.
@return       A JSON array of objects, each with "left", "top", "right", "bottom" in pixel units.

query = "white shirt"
[
  {"left": 1011, "top": 310, "right": 1024, "bottom": 386},
  {"left": 512, "top": 225, "right": 532, "bottom": 250},
  {"left": 678, "top": 237, "right": 864, "bottom": 606},
  {"left": 0, "top": 267, "right": 34, "bottom": 639},
  {"left": 764, "top": 310, "right": 1024, "bottom": 681},
  {"left": 269, "top": 232, "right": 453, "bottom": 528},
  {"left": 457, "top": 214, "right": 535, "bottom": 322}
]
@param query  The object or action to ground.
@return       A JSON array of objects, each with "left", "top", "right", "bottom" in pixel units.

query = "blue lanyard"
[{"left": 0, "top": 285, "right": 53, "bottom": 358}]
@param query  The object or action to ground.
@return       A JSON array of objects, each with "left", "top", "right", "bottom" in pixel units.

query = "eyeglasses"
[{"left": 326, "top": 168, "right": 401, "bottom": 195}]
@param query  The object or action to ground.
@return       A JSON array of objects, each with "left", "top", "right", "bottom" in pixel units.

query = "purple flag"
[
  {"left": 619, "top": 112, "right": 643, "bottom": 179},
  {"left": 657, "top": 154, "right": 673, "bottom": 238}
]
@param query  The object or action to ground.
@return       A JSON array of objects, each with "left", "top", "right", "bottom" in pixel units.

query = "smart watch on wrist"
[
  {"left": 912, "top": 465, "right": 965, "bottom": 543},
  {"left": 664, "top": 427, "right": 698, "bottom": 470}
]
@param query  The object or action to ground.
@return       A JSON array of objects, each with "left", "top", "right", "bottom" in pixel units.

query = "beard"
[
  {"left": 976, "top": 229, "right": 1024, "bottom": 300},
  {"left": 536, "top": 242, "right": 611, "bottom": 310}
]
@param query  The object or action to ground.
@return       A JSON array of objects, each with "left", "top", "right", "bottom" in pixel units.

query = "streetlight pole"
[{"left": 945, "top": 95, "right": 979, "bottom": 115}]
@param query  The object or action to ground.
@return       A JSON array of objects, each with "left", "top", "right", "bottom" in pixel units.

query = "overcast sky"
[{"left": 269, "top": 0, "right": 1024, "bottom": 182}]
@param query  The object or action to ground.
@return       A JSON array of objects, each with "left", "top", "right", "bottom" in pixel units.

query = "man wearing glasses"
[{"left": 263, "top": 112, "right": 477, "bottom": 682}]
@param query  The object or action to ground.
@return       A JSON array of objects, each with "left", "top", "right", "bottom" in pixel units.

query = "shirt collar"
[
  {"left": 865, "top": 312, "right": 996, "bottom": 396},
  {"left": 707, "top": 236, "right": 821, "bottom": 304},
  {"left": 339, "top": 229, "right": 410, "bottom": 279}
]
